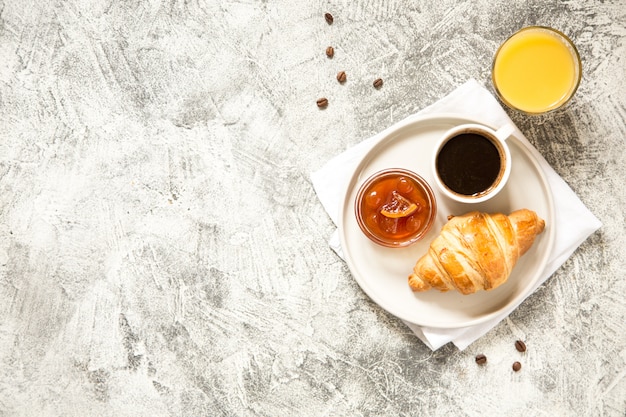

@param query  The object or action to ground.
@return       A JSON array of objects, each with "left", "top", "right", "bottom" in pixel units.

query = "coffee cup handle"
[{"left": 494, "top": 123, "right": 516, "bottom": 142}]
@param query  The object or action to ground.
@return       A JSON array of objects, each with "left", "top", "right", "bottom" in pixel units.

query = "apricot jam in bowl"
[{"left": 354, "top": 168, "right": 437, "bottom": 248}]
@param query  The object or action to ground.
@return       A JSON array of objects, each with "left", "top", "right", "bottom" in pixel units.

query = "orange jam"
[{"left": 355, "top": 169, "right": 437, "bottom": 247}]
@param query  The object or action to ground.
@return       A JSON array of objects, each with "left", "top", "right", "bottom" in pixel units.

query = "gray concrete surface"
[{"left": 0, "top": 0, "right": 624, "bottom": 416}]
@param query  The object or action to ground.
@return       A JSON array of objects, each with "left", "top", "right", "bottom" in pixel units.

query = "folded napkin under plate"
[{"left": 311, "top": 79, "right": 601, "bottom": 351}]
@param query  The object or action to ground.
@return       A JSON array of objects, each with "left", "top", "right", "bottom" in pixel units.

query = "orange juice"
[{"left": 492, "top": 27, "right": 581, "bottom": 114}]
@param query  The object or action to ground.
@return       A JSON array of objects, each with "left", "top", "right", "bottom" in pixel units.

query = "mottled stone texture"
[{"left": 0, "top": 0, "right": 624, "bottom": 416}]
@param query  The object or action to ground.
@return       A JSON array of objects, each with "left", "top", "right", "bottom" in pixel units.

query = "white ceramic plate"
[{"left": 338, "top": 113, "right": 556, "bottom": 328}]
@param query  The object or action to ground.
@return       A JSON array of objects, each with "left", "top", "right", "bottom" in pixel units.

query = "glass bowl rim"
[{"left": 354, "top": 168, "right": 437, "bottom": 248}]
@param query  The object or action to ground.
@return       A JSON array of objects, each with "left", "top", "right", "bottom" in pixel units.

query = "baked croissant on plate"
[{"left": 408, "top": 209, "right": 545, "bottom": 295}]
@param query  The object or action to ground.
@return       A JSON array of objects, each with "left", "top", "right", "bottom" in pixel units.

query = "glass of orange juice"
[{"left": 492, "top": 26, "right": 582, "bottom": 114}]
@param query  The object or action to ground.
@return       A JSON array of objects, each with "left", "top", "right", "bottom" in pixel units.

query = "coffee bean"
[
  {"left": 373, "top": 78, "right": 383, "bottom": 89},
  {"left": 326, "top": 46, "right": 334, "bottom": 58},
  {"left": 336, "top": 71, "right": 346, "bottom": 83},
  {"left": 512, "top": 361, "right": 522, "bottom": 372},
  {"left": 515, "top": 340, "right": 527, "bottom": 352},
  {"left": 475, "top": 354, "right": 487, "bottom": 365},
  {"left": 316, "top": 97, "right": 328, "bottom": 108},
  {"left": 324, "top": 12, "right": 334, "bottom": 24}
]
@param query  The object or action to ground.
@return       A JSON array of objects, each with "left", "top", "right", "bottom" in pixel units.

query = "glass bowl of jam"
[{"left": 354, "top": 168, "right": 437, "bottom": 248}]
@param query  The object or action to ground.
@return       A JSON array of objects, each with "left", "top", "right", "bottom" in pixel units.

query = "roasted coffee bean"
[
  {"left": 336, "top": 71, "right": 346, "bottom": 83},
  {"left": 515, "top": 340, "right": 527, "bottom": 352},
  {"left": 316, "top": 97, "right": 328, "bottom": 108},
  {"left": 373, "top": 78, "right": 383, "bottom": 88},
  {"left": 475, "top": 354, "right": 487, "bottom": 365},
  {"left": 512, "top": 361, "right": 522, "bottom": 372},
  {"left": 324, "top": 12, "right": 334, "bottom": 24},
  {"left": 326, "top": 46, "right": 334, "bottom": 58}
]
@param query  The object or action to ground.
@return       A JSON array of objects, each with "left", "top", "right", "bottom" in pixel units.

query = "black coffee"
[{"left": 436, "top": 133, "right": 502, "bottom": 196}]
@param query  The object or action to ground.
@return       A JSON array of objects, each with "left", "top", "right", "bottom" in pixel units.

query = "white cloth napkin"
[{"left": 311, "top": 79, "right": 602, "bottom": 351}]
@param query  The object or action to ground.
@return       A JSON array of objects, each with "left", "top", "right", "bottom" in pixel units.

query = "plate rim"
[{"left": 337, "top": 112, "right": 557, "bottom": 329}]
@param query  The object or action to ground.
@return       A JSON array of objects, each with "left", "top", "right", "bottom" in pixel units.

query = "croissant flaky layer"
[{"left": 408, "top": 209, "right": 545, "bottom": 295}]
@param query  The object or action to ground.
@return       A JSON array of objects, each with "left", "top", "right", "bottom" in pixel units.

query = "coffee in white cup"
[{"left": 432, "top": 123, "right": 515, "bottom": 204}]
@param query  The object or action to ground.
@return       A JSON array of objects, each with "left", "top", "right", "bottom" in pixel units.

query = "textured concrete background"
[{"left": 0, "top": 0, "right": 625, "bottom": 416}]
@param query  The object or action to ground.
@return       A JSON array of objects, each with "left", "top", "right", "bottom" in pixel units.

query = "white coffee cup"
[{"left": 432, "top": 123, "right": 515, "bottom": 204}]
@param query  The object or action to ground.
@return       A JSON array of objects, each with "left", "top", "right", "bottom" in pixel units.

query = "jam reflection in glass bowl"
[{"left": 355, "top": 168, "right": 437, "bottom": 248}]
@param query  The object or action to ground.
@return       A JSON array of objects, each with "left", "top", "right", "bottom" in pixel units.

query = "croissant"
[{"left": 408, "top": 209, "right": 545, "bottom": 294}]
